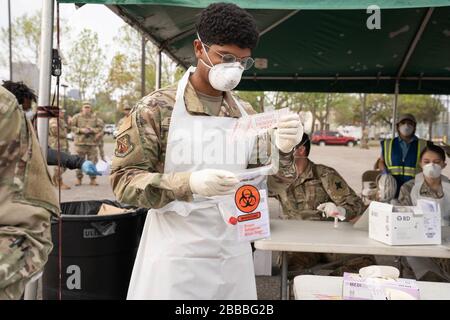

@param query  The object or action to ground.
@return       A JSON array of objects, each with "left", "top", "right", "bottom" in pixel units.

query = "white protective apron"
[
  {"left": 407, "top": 173, "right": 450, "bottom": 280},
  {"left": 127, "top": 67, "right": 260, "bottom": 300},
  {"left": 410, "top": 173, "right": 450, "bottom": 227}
]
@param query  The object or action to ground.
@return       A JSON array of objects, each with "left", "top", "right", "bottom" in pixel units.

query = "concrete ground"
[{"left": 38, "top": 140, "right": 449, "bottom": 300}]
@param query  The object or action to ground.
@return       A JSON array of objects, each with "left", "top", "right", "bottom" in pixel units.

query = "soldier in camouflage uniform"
[
  {"left": 398, "top": 144, "right": 450, "bottom": 282},
  {"left": 71, "top": 102, "right": 104, "bottom": 186},
  {"left": 110, "top": 3, "right": 304, "bottom": 299},
  {"left": 0, "top": 86, "right": 59, "bottom": 300},
  {"left": 48, "top": 109, "right": 71, "bottom": 189},
  {"left": 274, "top": 133, "right": 374, "bottom": 275}
]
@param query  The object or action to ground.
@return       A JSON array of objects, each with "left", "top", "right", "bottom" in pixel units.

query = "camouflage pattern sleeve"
[
  {"left": 93, "top": 116, "right": 104, "bottom": 134},
  {"left": 398, "top": 179, "right": 414, "bottom": 206},
  {"left": 71, "top": 114, "right": 81, "bottom": 134},
  {"left": 319, "top": 166, "right": 366, "bottom": 220},
  {"left": 48, "top": 118, "right": 58, "bottom": 137},
  {"left": 0, "top": 87, "right": 53, "bottom": 300},
  {"left": 110, "top": 95, "right": 193, "bottom": 209}
]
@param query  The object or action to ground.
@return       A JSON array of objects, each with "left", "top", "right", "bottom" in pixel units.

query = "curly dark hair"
[
  {"left": 196, "top": 2, "right": 259, "bottom": 49},
  {"left": 2, "top": 80, "right": 37, "bottom": 105}
]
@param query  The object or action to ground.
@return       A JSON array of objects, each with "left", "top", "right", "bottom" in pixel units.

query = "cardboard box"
[
  {"left": 369, "top": 200, "right": 441, "bottom": 245},
  {"left": 97, "top": 204, "right": 129, "bottom": 216},
  {"left": 342, "top": 272, "right": 420, "bottom": 300}
]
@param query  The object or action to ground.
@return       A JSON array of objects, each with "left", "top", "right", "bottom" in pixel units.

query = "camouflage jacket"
[
  {"left": 0, "top": 86, "right": 59, "bottom": 216},
  {"left": 275, "top": 160, "right": 365, "bottom": 221},
  {"left": 110, "top": 80, "right": 296, "bottom": 209},
  {"left": 48, "top": 117, "right": 69, "bottom": 150},
  {"left": 398, "top": 178, "right": 445, "bottom": 206},
  {"left": 71, "top": 112, "right": 104, "bottom": 146}
]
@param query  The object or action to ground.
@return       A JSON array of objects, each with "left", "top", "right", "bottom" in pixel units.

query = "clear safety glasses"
[{"left": 202, "top": 43, "right": 255, "bottom": 70}]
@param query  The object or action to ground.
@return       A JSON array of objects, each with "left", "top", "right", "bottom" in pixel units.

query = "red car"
[{"left": 311, "top": 130, "right": 357, "bottom": 147}]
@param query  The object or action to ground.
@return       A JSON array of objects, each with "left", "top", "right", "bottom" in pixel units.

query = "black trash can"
[{"left": 42, "top": 200, "right": 147, "bottom": 300}]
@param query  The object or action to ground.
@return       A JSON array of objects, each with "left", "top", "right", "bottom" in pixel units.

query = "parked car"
[
  {"left": 104, "top": 124, "right": 116, "bottom": 135},
  {"left": 378, "top": 132, "right": 393, "bottom": 140},
  {"left": 311, "top": 130, "right": 357, "bottom": 147}
]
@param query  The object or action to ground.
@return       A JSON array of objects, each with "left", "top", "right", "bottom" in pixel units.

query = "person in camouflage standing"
[
  {"left": 0, "top": 85, "right": 59, "bottom": 300},
  {"left": 274, "top": 133, "right": 373, "bottom": 276},
  {"left": 71, "top": 102, "right": 104, "bottom": 186},
  {"left": 111, "top": 3, "right": 303, "bottom": 299},
  {"left": 49, "top": 109, "right": 71, "bottom": 189}
]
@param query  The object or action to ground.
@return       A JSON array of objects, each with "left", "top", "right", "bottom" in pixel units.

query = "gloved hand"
[
  {"left": 317, "top": 202, "right": 346, "bottom": 220},
  {"left": 274, "top": 114, "right": 303, "bottom": 153},
  {"left": 82, "top": 160, "right": 101, "bottom": 176},
  {"left": 189, "top": 169, "right": 239, "bottom": 197}
]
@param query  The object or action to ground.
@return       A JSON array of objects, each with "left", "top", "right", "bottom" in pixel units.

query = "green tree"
[
  {"left": 65, "top": 29, "right": 104, "bottom": 101},
  {"left": 95, "top": 91, "right": 117, "bottom": 124},
  {"left": 399, "top": 95, "right": 445, "bottom": 139},
  {"left": 1, "top": 11, "right": 71, "bottom": 74}
]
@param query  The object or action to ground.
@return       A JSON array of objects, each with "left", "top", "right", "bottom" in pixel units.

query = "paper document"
[{"left": 231, "top": 107, "right": 291, "bottom": 139}]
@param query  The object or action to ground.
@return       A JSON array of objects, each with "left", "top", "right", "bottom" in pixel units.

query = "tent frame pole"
[
  {"left": 392, "top": 81, "right": 399, "bottom": 139},
  {"left": 37, "top": 0, "right": 54, "bottom": 159},
  {"left": 259, "top": 10, "right": 300, "bottom": 36},
  {"left": 390, "top": 7, "right": 433, "bottom": 138},
  {"left": 396, "top": 7, "right": 434, "bottom": 79},
  {"left": 107, "top": 5, "right": 189, "bottom": 69},
  {"left": 141, "top": 35, "right": 146, "bottom": 97},
  {"left": 156, "top": 48, "right": 162, "bottom": 90}
]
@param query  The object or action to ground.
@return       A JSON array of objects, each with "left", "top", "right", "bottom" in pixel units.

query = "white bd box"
[{"left": 368, "top": 200, "right": 441, "bottom": 246}]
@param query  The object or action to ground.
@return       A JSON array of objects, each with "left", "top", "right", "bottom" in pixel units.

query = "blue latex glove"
[
  {"left": 82, "top": 160, "right": 101, "bottom": 176},
  {"left": 381, "top": 168, "right": 389, "bottom": 175}
]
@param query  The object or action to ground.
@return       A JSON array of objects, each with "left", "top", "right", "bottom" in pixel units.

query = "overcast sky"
[{"left": 0, "top": 0, "right": 126, "bottom": 81}]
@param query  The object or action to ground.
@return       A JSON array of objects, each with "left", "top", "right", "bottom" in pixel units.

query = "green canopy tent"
[
  {"left": 36, "top": 1, "right": 450, "bottom": 154},
  {"left": 60, "top": 0, "right": 450, "bottom": 95}
]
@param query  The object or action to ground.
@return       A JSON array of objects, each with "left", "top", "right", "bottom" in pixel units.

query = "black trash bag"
[
  {"left": 43, "top": 200, "right": 148, "bottom": 300},
  {"left": 60, "top": 199, "right": 145, "bottom": 216}
]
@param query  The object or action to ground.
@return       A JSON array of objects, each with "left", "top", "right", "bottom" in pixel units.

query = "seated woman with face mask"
[
  {"left": 398, "top": 144, "right": 450, "bottom": 226},
  {"left": 398, "top": 144, "right": 450, "bottom": 282}
]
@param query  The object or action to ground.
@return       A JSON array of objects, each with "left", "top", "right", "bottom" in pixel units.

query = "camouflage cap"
[
  {"left": 396, "top": 113, "right": 416, "bottom": 124},
  {"left": 82, "top": 101, "right": 92, "bottom": 107},
  {"left": 124, "top": 104, "right": 132, "bottom": 110}
]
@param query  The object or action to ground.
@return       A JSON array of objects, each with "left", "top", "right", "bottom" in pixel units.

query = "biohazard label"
[
  {"left": 235, "top": 184, "right": 260, "bottom": 213},
  {"left": 235, "top": 188, "right": 270, "bottom": 242}
]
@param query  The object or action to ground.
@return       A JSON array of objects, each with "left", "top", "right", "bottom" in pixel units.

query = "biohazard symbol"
[{"left": 235, "top": 184, "right": 260, "bottom": 213}]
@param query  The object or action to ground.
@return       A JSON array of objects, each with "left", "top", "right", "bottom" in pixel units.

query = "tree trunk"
[
  {"left": 360, "top": 94, "right": 369, "bottom": 149},
  {"left": 325, "top": 94, "right": 331, "bottom": 130},
  {"left": 429, "top": 121, "right": 433, "bottom": 140},
  {"left": 311, "top": 104, "right": 317, "bottom": 133},
  {"left": 259, "top": 92, "right": 264, "bottom": 113}
]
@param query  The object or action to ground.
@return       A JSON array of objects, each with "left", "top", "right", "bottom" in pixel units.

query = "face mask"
[
  {"left": 399, "top": 124, "right": 414, "bottom": 136},
  {"left": 423, "top": 163, "right": 442, "bottom": 178},
  {"left": 198, "top": 35, "right": 244, "bottom": 92}
]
